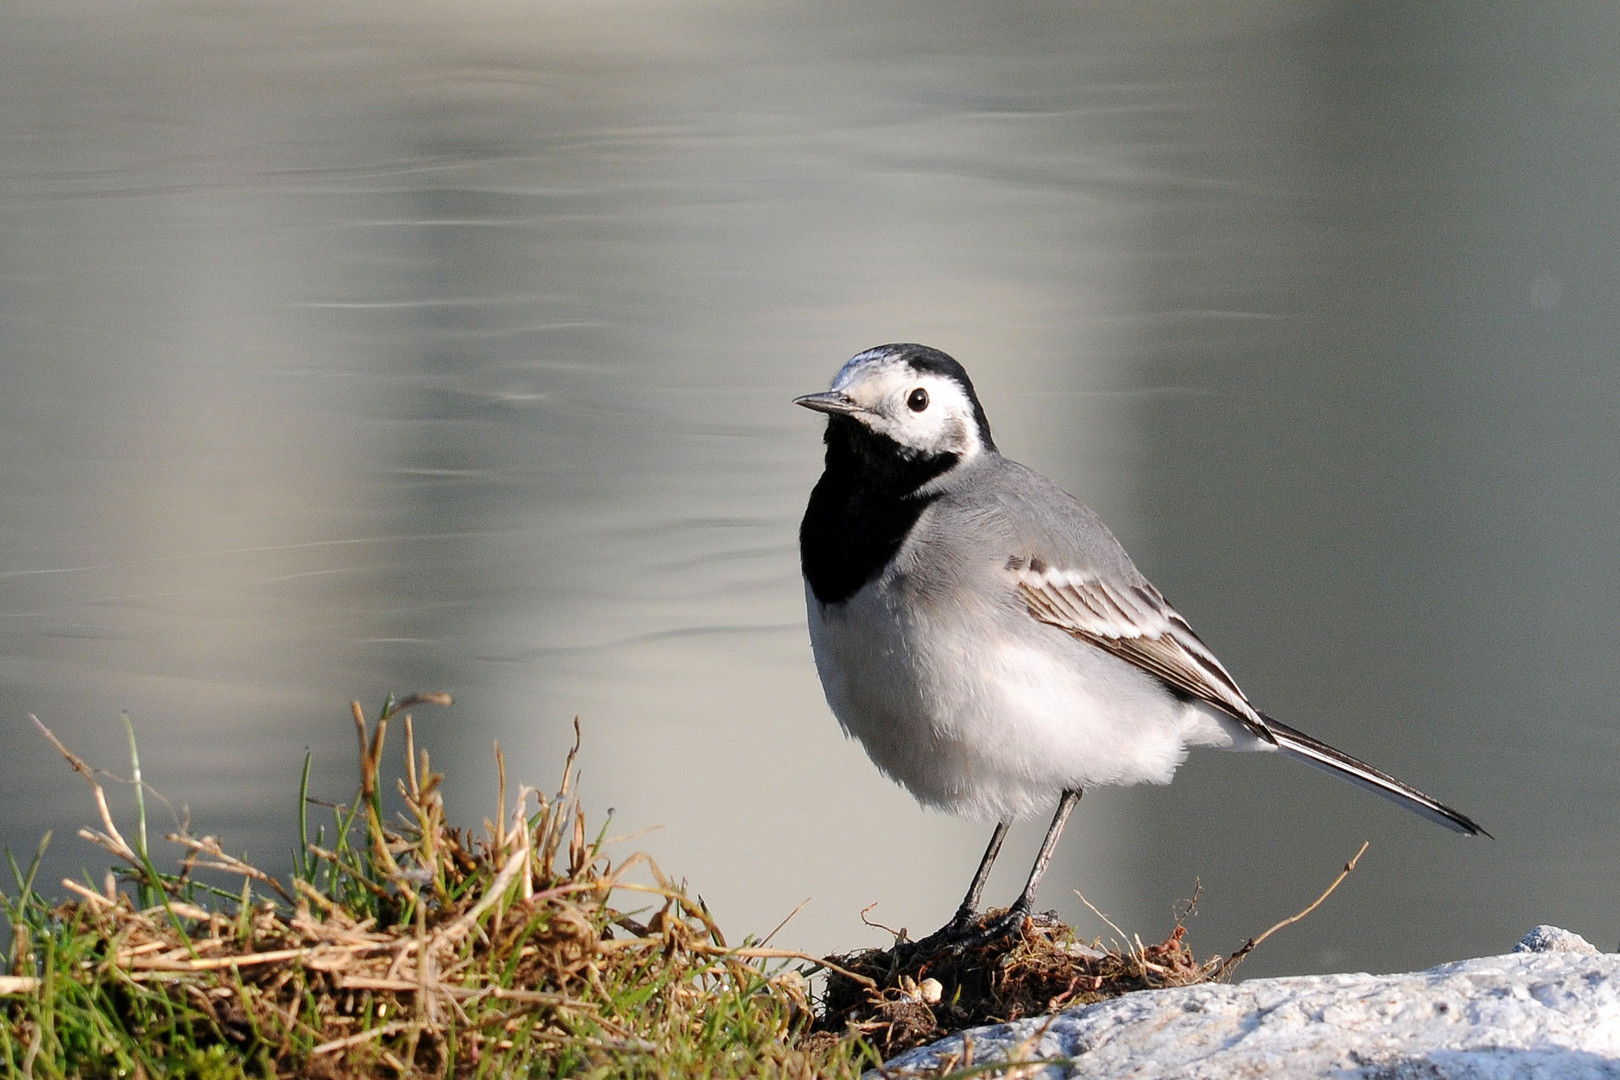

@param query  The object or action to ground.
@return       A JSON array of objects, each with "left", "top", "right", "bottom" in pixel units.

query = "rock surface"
[
  {"left": 1514, "top": 924, "right": 1600, "bottom": 956},
  {"left": 883, "top": 928, "right": 1620, "bottom": 1078}
]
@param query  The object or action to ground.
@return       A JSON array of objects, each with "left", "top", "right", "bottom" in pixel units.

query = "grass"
[
  {"left": 0, "top": 696, "right": 1365, "bottom": 1079},
  {"left": 0, "top": 697, "right": 879, "bottom": 1079}
]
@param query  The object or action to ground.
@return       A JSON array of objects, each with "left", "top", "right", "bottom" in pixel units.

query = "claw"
[{"left": 909, "top": 904, "right": 1031, "bottom": 953}]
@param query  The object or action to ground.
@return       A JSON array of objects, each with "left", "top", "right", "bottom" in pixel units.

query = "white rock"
[
  {"left": 884, "top": 943, "right": 1620, "bottom": 1079},
  {"left": 1514, "top": 925, "right": 1599, "bottom": 955}
]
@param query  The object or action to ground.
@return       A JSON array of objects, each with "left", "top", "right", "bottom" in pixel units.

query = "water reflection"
[{"left": 1, "top": 3, "right": 1616, "bottom": 978}]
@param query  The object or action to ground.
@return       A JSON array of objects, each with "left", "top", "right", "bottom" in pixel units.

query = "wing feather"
[{"left": 1013, "top": 565, "right": 1273, "bottom": 742}]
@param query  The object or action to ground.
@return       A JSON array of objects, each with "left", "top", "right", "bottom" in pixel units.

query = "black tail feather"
[{"left": 1260, "top": 713, "right": 1489, "bottom": 837}]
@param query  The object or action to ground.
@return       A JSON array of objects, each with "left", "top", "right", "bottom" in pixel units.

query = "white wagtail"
[{"left": 796, "top": 343, "right": 1485, "bottom": 941}]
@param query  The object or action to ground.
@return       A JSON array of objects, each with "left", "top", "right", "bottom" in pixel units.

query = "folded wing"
[{"left": 1012, "top": 562, "right": 1273, "bottom": 742}]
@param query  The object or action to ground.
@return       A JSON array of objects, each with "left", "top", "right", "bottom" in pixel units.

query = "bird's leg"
[
  {"left": 965, "top": 788, "right": 1083, "bottom": 943},
  {"left": 1008, "top": 788, "right": 1082, "bottom": 919},
  {"left": 920, "top": 789, "right": 1083, "bottom": 948},
  {"left": 943, "top": 820, "right": 1011, "bottom": 933}
]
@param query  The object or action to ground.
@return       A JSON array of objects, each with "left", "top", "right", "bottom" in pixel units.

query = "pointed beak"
[{"left": 794, "top": 390, "right": 861, "bottom": 416}]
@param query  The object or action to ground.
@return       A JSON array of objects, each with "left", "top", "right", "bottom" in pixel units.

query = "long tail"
[{"left": 1260, "top": 713, "right": 1489, "bottom": 837}]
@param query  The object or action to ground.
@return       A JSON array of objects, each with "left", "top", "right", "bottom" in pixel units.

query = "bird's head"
[{"left": 794, "top": 344, "right": 996, "bottom": 465}]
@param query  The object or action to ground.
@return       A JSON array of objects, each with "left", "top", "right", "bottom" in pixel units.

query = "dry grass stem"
[{"left": 1215, "top": 840, "right": 1370, "bottom": 978}]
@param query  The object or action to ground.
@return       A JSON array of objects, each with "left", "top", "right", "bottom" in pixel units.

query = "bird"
[{"left": 795, "top": 343, "right": 1485, "bottom": 943}]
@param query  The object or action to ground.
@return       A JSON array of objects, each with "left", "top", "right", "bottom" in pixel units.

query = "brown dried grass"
[
  {"left": 813, "top": 909, "right": 1213, "bottom": 1061},
  {"left": 6, "top": 699, "right": 874, "bottom": 1078}
]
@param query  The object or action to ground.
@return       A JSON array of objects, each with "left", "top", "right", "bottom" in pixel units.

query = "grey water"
[{"left": 2, "top": 3, "right": 1617, "bottom": 980}]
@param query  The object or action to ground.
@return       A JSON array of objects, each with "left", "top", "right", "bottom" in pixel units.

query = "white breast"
[{"left": 805, "top": 575, "right": 1263, "bottom": 823}]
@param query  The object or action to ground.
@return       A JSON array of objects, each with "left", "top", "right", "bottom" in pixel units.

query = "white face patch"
[{"left": 828, "top": 351, "right": 986, "bottom": 460}]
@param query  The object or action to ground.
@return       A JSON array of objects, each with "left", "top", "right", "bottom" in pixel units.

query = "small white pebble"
[{"left": 918, "top": 978, "right": 943, "bottom": 1005}]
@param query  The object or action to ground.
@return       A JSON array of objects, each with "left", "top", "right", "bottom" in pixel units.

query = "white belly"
[{"left": 805, "top": 578, "right": 1261, "bottom": 822}]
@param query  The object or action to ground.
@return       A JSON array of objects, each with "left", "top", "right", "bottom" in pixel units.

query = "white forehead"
[
  {"left": 831, "top": 350, "right": 966, "bottom": 404},
  {"left": 831, "top": 348, "right": 903, "bottom": 390},
  {"left": 831, "top": 351, "right": 905, "bottom": 395}
]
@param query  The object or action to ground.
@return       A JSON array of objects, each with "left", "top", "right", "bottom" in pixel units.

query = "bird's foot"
[
  {"left": 909, "top": 903, "right": 1032, "bottom": 953},
  {"left": 953, "top": 904, "right": 1032, "bottom": 947}
]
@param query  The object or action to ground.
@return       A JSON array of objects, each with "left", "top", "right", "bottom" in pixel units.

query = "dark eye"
[{"left": 907, "top": 388, "right": 929, "bottom": 412}]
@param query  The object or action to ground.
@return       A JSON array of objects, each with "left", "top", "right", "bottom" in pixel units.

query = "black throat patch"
[{"left": 799, "top": 415, "right": 959, "bottom": 605}]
